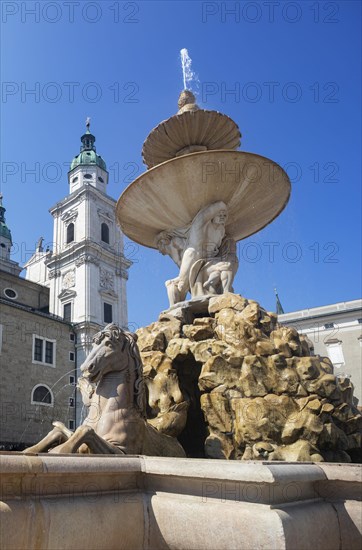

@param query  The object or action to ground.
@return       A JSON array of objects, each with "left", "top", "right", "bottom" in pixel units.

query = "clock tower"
[{"left": 26, "top": 121, "right": 131, "bottom": 423}]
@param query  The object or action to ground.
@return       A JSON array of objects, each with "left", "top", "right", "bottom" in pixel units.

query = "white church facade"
[{"left": 24, "top": 121, "right": 131, "bottom": 422}]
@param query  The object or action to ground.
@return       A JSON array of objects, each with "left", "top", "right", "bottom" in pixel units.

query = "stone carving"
[
  {"left": 100, "top": 268, "right": 114, "bottom": 290},
  {"left": 62, "top": 269, "right": 75, "bottom": 289},
  {"left": 156, "top": 202, "right": 238, "bottom": 306},
  {"left": 75, "top": 254, "right": 100, "bottom": 267},
  {"left": 48, "top": 269, "right": 61, "bottom": 279},
  {"left": 61, "top": 209, "right": 78, "bottom": 222},
  {"left": 23, "top": 324, "right": 185, "bottom": 457},
  {"left": 135, "top": 293, "right": 362, "bottom": 462}
]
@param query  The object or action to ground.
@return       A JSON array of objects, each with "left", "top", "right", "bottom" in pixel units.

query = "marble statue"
[
  {"left": 23, "top": 324, "right": 185, "bottom": 457},
  {"left": 156, "top": 202, "right": 238, "bottom": 306}
]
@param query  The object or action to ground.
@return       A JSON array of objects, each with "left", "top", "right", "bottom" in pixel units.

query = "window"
[
  {"left": 104, "top": 302, "right": 113, "bottom": 323},
  {"left": 31, "top": 385, "right": 53, "bottom": 406},
  {"left": 72, "top": 176, "right": 78, "bottom": 183},
  {"left": 32, "top": 336, "right": 56, "bottom": 367},
  {"left": 66, "top": 223, "right": 74, "bottom": 244},
  {"left": 98, "top": 176, "right": 104, "bottom": 183},
  {"left": 4, "top": 288, "right": 17, "bottom": 300},
  {"left": 84, "top": 174, "right": 92, "bottom": 179},
  {"left": 358, "top": 318, "right": 362, "bottom": 324},
  {"left": 69, "top": 332, "right": 75, "bottom": 342},
  {"left": 34, "top": 338, "right": 43, "bottom": 362},
  {"left": 325, "top": 340, "right": 345, "bottom": 369},
  {"left": 101, "top": 222, "right": 110, "bottom": 244},
  {"left": 69, "top": 420, "right": 75, "bottom": 430},
  {"left": 45, "top": 341, "right": 54, "bottom": 364},
  {"left": 324, "top": 322, "right": 334, "bottom": 329},
  {"left": 69, "top": 375, "right": 75, "bottom": 385},
  {"left": 69, "top": 352, "right": 75, "bottom": 362},
  {"left": 63, "top": 302, "right": 72, "bottom": 322},
  {"left": 69, "top": 397, "right": 74, "bottom": 408}
]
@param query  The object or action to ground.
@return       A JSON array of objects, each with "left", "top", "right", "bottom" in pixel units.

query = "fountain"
[{"left": 1, "top": 52, "right": 361, "bottom": 550}]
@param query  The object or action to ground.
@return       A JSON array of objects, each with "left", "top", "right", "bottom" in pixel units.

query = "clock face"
[{"left": 63, "top": 270, "right": 75, "bottom": 289}]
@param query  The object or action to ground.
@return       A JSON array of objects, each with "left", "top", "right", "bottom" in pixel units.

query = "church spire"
[
  {"left": 80, "top": 116, "right": 96, "bottom": 152},
  {"left": 274, "top": 288, "right": 285, "bottom": 315}
]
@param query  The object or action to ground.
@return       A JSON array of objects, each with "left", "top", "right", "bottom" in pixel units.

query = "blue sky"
[{"left": 1, "top": 0, "right": 361, "bottom": 328}]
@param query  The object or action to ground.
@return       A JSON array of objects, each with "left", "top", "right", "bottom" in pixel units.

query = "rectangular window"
[
  {"left": 69, "top": 375, "right": 75, "bottom": 385},
  {"left": 69, "top": 332, "right": 75, "bottom": 341},
  {"left": 104, "top": 302, "right": 113, "bottom": 323},
  {"left": 69, "top": 420, "right": 75, "bottom": 430},
  {"left": 326, "top": 342, "right": 345, "bottom": 368},
  {"left": 69, "top": 352, "right": 75, "bottom": 362},
  {"left": 32, "top": 336, "right": 56, "bottom": 367},
  {"left": 63, "top": 303, "right": 72, "bottom": 322},
  {"left": 45, "top": 341, "right": 54, "bottom": 364},
  {"left": 34, "top": 338, "right": 43, "bottom": 362},
  {"left": 69, "top": 397, "right": 74, "bottom": 408}
]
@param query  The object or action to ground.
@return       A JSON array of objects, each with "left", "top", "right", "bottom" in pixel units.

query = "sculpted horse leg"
[
  {"left": 23, "top": 421, "right": 70, "bottom": 454},
  {"left": 49, "top": 425, "right": 125, "bottom": 455}
]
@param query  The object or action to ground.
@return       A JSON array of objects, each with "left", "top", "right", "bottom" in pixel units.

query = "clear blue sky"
[{"left": 1, "top": 1, "right": 361, "bottom": 328}]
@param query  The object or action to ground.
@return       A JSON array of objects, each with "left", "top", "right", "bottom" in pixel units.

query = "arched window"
[
  {"left": 66, "top": 223, "right": 74, "bottom": 244},
  {"left": 31, "top": 385, "right": 53, "bottom": 406},
  {"left": 101, "top": 222, "right": 109, "bottom": 244}
]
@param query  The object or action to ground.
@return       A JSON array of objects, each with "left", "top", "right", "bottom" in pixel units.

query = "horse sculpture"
[{"left": 24, "top": 324, "right": 186, "bottom": 457}]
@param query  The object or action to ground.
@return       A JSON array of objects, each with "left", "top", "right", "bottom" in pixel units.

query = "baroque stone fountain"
[
  {"left": 1, "top": 53, "right": 361, "bottom": 550},
  {"left": 116, "top": 88, "right": 361, "bottom": 464}
]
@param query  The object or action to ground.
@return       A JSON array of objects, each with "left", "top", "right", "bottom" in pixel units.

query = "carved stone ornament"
[
  {"left": 61, "top": 208, "right": 78, "bottom": 223},
  {"left": 97, "top": 208, "right": 113, "bottom": 221},
  {"left": 48, "top": 269, "right": 61, "bottom": 279},
  {"left": 75, "top": 254, "right": 100, "bottom": 267},
  {"left": 62, "top": 270, "right": 75, "bottom": 289},
  {"left": 100, "top": 268, "right": 114, "bottom": 290}
]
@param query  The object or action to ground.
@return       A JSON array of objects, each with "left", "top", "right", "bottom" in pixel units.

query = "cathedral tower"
[{"left": 25, "top": 121, "right": 131, "bottom": 421}]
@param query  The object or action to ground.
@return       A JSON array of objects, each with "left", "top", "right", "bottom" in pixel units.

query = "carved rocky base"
[{"left": 137, "top": 293, "right": 362, "bottom": 462}]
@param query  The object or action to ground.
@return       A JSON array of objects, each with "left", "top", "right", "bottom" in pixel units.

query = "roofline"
[{"left": 0, "top": 297, "right": 73, "bottom": 326}]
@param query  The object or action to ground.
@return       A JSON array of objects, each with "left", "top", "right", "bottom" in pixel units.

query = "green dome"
[
  {"left": 0, "top": 222, "right": 12, "bottom": 242},
  {"left": 0, "top": 197, "right": 12, "bottom": 243},
  {"left": 70, "top": 149, "right": 106, "bottom": 171},
  {"left": 70, "top": 126, "right": 107, "bottom": 172}
]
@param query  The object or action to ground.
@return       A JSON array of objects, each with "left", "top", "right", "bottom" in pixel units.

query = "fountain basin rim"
[{"left": 116, "top": 149, "right": 291, "bottom": 249}]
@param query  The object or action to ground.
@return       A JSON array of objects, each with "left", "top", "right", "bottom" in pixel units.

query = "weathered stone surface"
[
  {"left": 208, "top": 293, "right": 248, "bottom": 314},
  {"left": 135, "top": 293, "right": 362, "bottom": 463},
  {"left": 166, "top": 338, "right": 192, "bottom": 361}
]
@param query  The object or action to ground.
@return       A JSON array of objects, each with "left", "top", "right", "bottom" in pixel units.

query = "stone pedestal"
[{"left": 1, "top": 453, "right": 361, "bottom": 550}]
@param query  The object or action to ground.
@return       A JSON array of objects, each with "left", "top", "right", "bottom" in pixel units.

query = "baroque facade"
[{"left": 0, "top": 123, "right": 130, "bottom": 442}]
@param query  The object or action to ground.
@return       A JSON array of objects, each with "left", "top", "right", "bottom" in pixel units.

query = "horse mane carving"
[{"left": 92, "top": 323, "right": 146, "bottom": 418}]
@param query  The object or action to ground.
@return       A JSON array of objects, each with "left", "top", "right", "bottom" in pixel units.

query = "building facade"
[
  {"left": 279, "top": 299, "right": 362, "bottom": 404},
  {"left": 0, "top": 199, "right": 76, "bottom": 449},
  {"left": 0, "top": 123, "right": 131, "bottom": 442},
  {"left": 25, "top": 122, "right": 130, "bottom": 422}
]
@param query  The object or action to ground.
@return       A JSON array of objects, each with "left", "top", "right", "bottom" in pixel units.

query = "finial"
[{"left": 86, "top": 117, "right": 91, "bottom": 132}]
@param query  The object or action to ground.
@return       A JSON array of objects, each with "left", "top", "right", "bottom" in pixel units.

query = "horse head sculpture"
[{"left": 23, "top": 324, "right": 185, "bottom": 457}]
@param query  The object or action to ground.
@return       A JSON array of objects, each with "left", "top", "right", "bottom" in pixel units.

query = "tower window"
[
  {"left": 84, "top": 174, "right": 92, "bottom": 179},
  {"left": 66, "top": 223, "right": 74, "bottom": 244},
  {"left": 72, "top": 176, "right": 78, "bottom": 183},
  {"left": 104, "top": 303, "right": 113, "bottom": 323},
  {"left": 101, "top": 223, "right": 110, "bottom": 244},
  {"left": 31, "top": 385, "right": 53, "bottom": 406},
  {"left": 98, "top": 176, "right": 104, "bottom": 183},
  {"left": 63, "top": 303, "right": 72, "bottom": 322},
  {"left": 4, "top": 288, "right": 17, "bottom": 300}
]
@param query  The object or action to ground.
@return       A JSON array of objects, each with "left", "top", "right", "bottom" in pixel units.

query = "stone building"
[
  {"left": 0, "top": 198, "right": 76, "bottom": 449},
  {"left": 0, "top": 122, "right": 130, "bottom": 444},
  {"left": 279, "top": 299, "right": 362, "bottom": 404}
]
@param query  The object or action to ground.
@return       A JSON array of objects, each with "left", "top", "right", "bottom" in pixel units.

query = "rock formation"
[{"left": 137, "top": 293, "right": 362, "bottom": 462}]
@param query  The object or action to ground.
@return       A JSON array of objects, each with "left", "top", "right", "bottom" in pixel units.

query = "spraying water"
[{"left": 180, "top": 48, "right": 197, "bottom": 90}]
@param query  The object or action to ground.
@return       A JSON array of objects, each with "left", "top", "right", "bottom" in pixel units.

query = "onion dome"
[{"left": 70, "top": 119, "right": 106, "bottom": 171}]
